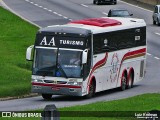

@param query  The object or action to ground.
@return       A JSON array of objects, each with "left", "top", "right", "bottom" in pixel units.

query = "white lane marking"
[
  {"left": 155, "top": 32, "right": 160, "bottom": 36},
  {"left": 81, "top": 4, "right": 88, "bottom": 8},
  {"left": 63, "top": 16, "right": 68, "bottom": 19},
  {"left": 147, "top": 53, "right": 160, "bottom": 60},
  {"left": 43, "top": 7, "right": 48, "bottom": 10},
  {"left": 57, "top": 14, "right": 62, "bottom": 17},
  {"left": 48, "top": 9, "right": 52, "bottom": 12},
  {"left": 24, "top": 0, "right": 72, "bottom": 21},
  {"left": 34, "top": 4, "right": 38, "bottom": 6},
  {"left": 102, "top": 12, "right": 108, "bottom": 16},
  {"left": 154, "top": 57, "right": 160, "bottom": 60},
  {"left": 53, "top": 12, "right": 58, "bottom": 15},
  {"left": 38, "top": 5, "right": 42, "bottom": 8},
  {"left": 119, "top": 0, "right": 152, "bottom": 13},
  {"left": 147, "top": 53, "right": 151, "bottom": 56}
]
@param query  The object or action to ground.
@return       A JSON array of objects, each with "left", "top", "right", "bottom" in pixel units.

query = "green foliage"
[
  {"left": 0, "top": 7, "right": 38, "bottom": 97},
  {"left": 60, "top": 93, "right": 160, "bottom": 111}
]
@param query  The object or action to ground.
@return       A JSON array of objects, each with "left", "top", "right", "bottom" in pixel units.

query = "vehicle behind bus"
[{"left": 93, "top": 0, "right": 117, "bottom": 5}]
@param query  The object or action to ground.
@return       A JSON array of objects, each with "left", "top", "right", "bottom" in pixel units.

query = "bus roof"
[
  {"left": 69, "top": 18, "right": 122, "bottom": 27},
  {"left": 40, "top": 17, "right": 146, "bottom": 35}
]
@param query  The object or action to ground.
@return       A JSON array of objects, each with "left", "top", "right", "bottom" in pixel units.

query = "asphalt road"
[{"left": 0, "top": 0, "right": 160, "bottom": 111}]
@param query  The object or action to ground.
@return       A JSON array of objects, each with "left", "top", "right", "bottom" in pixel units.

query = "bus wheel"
[
  {"left": 42, "top": 94, "right": 52, "bottom": 100},
  {"left": 121, "top": 75, "right": 127, "bottom": 91},
  {"left": 127, "top": 73, "right": 133, "bottom": 89},
  {"left": 86, "top": 81, "right": 95, "bottom": 98},
  {"left": 157, "top": 19, "right": 160, "bottom": 26},
  {"left": 153, "top": 19, "right": 156, "bottom": 25}
]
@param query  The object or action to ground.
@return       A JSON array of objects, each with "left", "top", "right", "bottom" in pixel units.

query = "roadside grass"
[
  {"left": 0, "top": 7, "right": 38, "bottom": 97},
  {"left": 1, "top": 93, "right": 160, "bottom": 120}
]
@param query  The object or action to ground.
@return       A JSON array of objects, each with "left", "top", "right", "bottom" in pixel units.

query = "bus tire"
[
  {"left": 153, "top": 19, "right": 156, "bottom": 25},
  {"left": 157, "top": 19, "right": 160, "bottom": 26},
  {"left": 121, "top": 74, "right": 127, "bottom": 91},
  {"left": 127, "top": 73, "right": 134, "bottom": 89},
  {"left": 42, "top": 94, "right": 52, "bottom": 100},
  {"left": 86, "top": 81, "right": 95, "bottom": 99}
]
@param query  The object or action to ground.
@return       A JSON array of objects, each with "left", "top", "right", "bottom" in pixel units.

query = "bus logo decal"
[
  {"left": 40, "top": 36, "right": 55, "bottom": 46},
  {"left": 110, "top": 53, "right": 119, "bottom": 82}
]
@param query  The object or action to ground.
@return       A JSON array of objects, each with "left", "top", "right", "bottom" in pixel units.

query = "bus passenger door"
[{"left": 92, "top": 54, "right": 104, "bottom": 92}]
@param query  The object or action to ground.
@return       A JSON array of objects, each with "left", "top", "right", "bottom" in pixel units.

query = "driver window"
[{"left": 70, "top": 53, "right": 81, "bottom": 65}]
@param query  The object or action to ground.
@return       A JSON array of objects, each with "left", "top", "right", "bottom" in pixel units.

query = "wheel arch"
[
  {"left": 120, "top": 69, "right": 127, "bottom": 91},
  {"left": 86, "top": 76, "right": 96, "bottom": 98},
  {"left": 127, "top": 68, "right": 134, "bottom": 85},
  {"left": 121, "top": 69, "right": 127, "bottom": 83},
  {"left": 88, "top": 76, "right": 96, "bottom": 93},
  {"left": 120, "top": 69, "right": 127, "bottom": 86}
]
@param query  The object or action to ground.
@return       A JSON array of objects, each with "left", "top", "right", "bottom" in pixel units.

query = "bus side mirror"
[
  {"left": 26, "top": 45, "right": 34, "bottom": 61},
  {"left": 82, "top": 49, "right": 88, "bottom": 64}
]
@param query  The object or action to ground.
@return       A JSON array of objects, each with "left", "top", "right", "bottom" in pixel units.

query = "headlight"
[
  {"left": 32, "top": 79, "right": 43, "bottom": 83},
  {"left": 68, "top": 79, "right": 82, "bottom": 86},
  {"left": 68, "top": 81, "right": 78, "bottom": 85}
]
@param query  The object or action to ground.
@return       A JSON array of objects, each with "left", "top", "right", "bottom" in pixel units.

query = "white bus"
[{"left": 26, "top": 17, "right": 146, "bottom": 99}]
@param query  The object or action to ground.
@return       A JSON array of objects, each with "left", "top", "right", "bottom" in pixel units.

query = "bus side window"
[
  {"left": 135, "top": 27, "right": 146, "bottom": 46},
  {"left": 93, "top": 35, "right": 101, "bottom": 54}
]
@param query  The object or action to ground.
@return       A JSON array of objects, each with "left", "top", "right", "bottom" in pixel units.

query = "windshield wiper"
[{"left": 57, "top": 63, "right": 68, "bottom": 78}]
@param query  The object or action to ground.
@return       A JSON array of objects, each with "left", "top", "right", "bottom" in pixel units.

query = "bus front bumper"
[{"left": 31, "top": 82, "right": 82, "bottom": 96}]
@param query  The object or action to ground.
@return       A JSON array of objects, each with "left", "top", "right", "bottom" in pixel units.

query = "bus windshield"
[{"left": 33, "top": 48, "right": 82, "bottom": 78}]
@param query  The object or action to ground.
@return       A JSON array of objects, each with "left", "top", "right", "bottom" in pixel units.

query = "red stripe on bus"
[
  {"left": 87, "top": 48, "right": 146, "bottom": 92},
  {"left": 122, "top": 48, "right": 146, "bottom": 62},
  {"left": 87, "top": 52, "right": 108, "bottom": 89},
  {"left": 117, "top": 48, "right": 146, "bottom": 84},
  {"left": 32, "top": 82, "right": 81, "bottom": 88},
  {"left": 88, "top": 53, "right": 108, "bottom": 80},
  {"left": 92, "top": 53, "right": 108, "bottom": 72}
]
